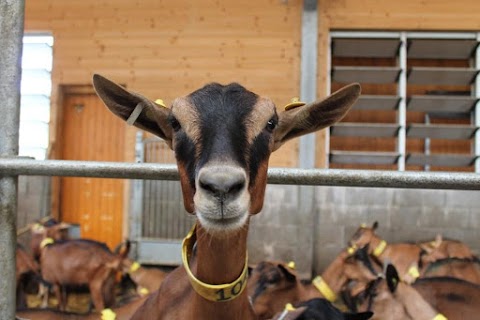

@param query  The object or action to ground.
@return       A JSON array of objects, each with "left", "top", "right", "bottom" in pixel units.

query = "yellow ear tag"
[
  {"left": 40, "top": 238, "right": 54, "bottom": 249},
  {"left": 407, "top": 265, "right": 420, "bottom": 279},
  {"left": 360, "top": 223, "right": 367, "bottom": 228},
  {"left": 155, "top": 99, "right": 166, "bottom": 108},
  {"left": 347, "top": 244, "right": 357, "bottom": 255},
  {"left": 138, "top": 287, "right": 150, "bottom": 296},
  {"left": 101, "top": 308, "right": 116, "bottom": 320},
  {"left": 129, "top": 261, "right": 141, "bottom": 273},
  {"left": 285, "top": 303, "right": 296, "bottom": 311},
  {"left": 287, "top": 261, "right": 296, "bottom": 269},
  {"left": 432, "top": 314, "right": 448, "bottom": 320},
  {"left": 284, "top": 97, "right": 306, "bottom": 111}
]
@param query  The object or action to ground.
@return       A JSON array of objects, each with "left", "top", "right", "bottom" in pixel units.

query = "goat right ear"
[
  {"left": 93, "top": 74, "right": 173, "bottom": 148},
  {"left": 278, "top": 264, "right": 297, "bottom": 283}
]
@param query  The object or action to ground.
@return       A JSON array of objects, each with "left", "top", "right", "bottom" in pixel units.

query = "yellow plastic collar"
[
  {"left": 129, "top": 261, "right": 141, "bottom": 273},
  {"left": 101, "top": 308, "right": 116, "bottom": 320},
  {"left": 373, "top": 240, "right": 387, "bottom": 257},
  {"left": 407, "top": 265, "right": 420, "bottom": 279},
  {"left": 182, "top": 223, "right": 249, "bottom": 302},
  {"left": 312, "top": 276, "right": 337, "bottom": 302},
  {"left": 40, "top": 237, "right": 54, "bottom": 249},
  {"left": 432, "top": 314, "right": 448, "bottom": 320},
  {"left": 284, "top": 97, "right": 306, "bottom": 111}
]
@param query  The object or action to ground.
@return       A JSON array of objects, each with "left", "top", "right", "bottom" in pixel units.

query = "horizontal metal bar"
[{"left": 1, "top": 159, "right": 480, "bottom": 190}]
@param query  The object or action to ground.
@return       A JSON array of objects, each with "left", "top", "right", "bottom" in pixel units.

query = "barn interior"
[{"left": 2, "top": 0, "right": 480, "bottom": 319}]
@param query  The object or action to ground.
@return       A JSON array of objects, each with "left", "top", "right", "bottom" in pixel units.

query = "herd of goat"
[{"left": 15, "top": 219, "right": 479, "bottom": 320}]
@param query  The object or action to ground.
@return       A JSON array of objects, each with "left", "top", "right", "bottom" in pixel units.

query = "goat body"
[
  {"left": 40, "top": 239, "right": 127, "bottom": 311},
  {"left": 422, "top": 257, "right": 480, "bottom": 284},
  {"left": 16, "top": 294, "right": 148, "bottom": 320},
  {"left": 93, "top": 74, "right": 360, "bottom": 319}
]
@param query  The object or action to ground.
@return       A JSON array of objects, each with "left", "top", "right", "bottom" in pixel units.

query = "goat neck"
[
  {"left": 304, "top": 250, "right": 350, "bottom": 301},
  {"left": 189, "top": 221, "right": 255, "bottom": 319}
]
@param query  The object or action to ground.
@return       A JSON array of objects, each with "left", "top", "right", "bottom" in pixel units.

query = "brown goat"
[
  {"left": 421, "top": 257, "right": 480, "bottom": 284},
  {"left": 355, "top": 265, "right": 480, "bottom": 320},
  {"left": 348, "top": 221, "right": 475, "bottom": 283},
  {"left": 30, "top": 220, "right": 71, "bottom": 261},
  {"left": 40, "top": 239, "right": 129, "bottom": 311},
  {"left": 16, "top": 294, "right": 149, "bottom": 320},
  {"left": 93, "top": 74, "right": 360, "bottom": 319},
  {"left": 121, "top": 258, "right": 168, "bottom": 295},
  {"left": 418, "top": 234, "right": 476, "bottom": 266},
  {"left": 247, "top": 249, "right": 378, "bottom": 319},
  {"left": 16, "top": 244, "right": 39, "bottom": 308}
]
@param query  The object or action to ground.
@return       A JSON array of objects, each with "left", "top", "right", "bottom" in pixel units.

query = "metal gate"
[{"left": 130, "top": 133, "right": 195, "bottom": 265}]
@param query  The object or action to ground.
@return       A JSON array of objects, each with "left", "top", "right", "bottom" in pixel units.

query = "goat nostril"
[{"left": 228, "top": 181, "right": 245, "bottom": 195}]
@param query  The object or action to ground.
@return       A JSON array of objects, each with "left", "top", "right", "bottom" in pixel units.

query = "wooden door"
[{"left": 59, "top": 90, "right": 125, "bottom": 249}]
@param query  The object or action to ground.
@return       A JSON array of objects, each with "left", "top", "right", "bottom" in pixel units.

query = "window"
[
  {"left": 19, "top": 34, "right": 53, "bottom": 160},
  {"left": 329, "top": 31, "right": 480, "bottom": 172}
]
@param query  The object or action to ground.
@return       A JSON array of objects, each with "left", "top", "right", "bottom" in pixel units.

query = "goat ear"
[
  {"left": 372, "top": 221, "right": 379, "bottom": 230},
  {"left": 273, "top": 83, "right": 360, "bottom": 151},
  {"left": 278, "top": 264, "right": 297, "bottom": 283},
  {"left": 344, "top": 312, "right": 374, "bottom": 320},
  {"left": 385, "top": 264, "right": 399, "bottom": 293},
  {"left": 93, "top": 74, "right": 173, "bottom": 148}
]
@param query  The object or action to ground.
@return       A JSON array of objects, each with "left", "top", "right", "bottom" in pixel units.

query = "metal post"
[
  {"left": 474, "top": 33, "right": 480, "bottom": 173},
  {"left": 397, "top": 32, "right": 407, "bottom": 171},
  {"left": 129, "top": 132, "right": 145, "bottom": 258},
  {"left": 299, "top": 0, "right": 317, "bottom": 279},
  {"left": 0, "top": 0, "right": 25, "bottom": 318}
]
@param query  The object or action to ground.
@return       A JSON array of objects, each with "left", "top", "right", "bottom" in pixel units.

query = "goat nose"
[{"left": 199, "top": 168, "right": 246, "bottom": 199}]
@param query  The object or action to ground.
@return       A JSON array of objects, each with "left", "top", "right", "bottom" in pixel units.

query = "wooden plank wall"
[
  {"left": 316, "top": 0, "right": 480, "bottom": 167},
  {"left": 24, "top": 0, "right": 303, "bottom": 238},
  {"left": 25, "top": 0, "right": 303, "bottom": 168},
  {"left": 24, "top": 0, "right": 480, "bottom": 238}
]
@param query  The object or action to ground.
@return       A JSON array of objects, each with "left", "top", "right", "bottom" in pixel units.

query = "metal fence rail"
[{"left": 1, "top": 158, "right": 480, "bottom": 190}]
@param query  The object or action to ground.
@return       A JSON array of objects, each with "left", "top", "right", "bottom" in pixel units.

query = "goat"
[
  {"left": 352, "top": 262, "right": 480, "bottom": 320},
  {"left": 421, "top": 257, "right": 480, "bottom": 284},
  {"left": 39, "top": 238, "right": 129, "bottom": 311},
  {"left": 16, "top": 293, "right": 149, "bottom": 320},
  {"left": 347, "top": 221, "right": 474, "bottom": 283},
  {"left": 247, "top": 248, "right": 377, "bottom": 319},
  {"left": 412, "top": 276, "right": 480, "bottom": 319},
  {"left": 270, "top": 298, "right": 372, "bottom": 320},
  {"left": 121, "top": 258, "right": 168, "bottom": 295},
  {"left": 92, "top": 74, "right": 360, "bottom": 319},
  {"left": 354, "top": 266, "right": 447, "bottom": 320},
  {"left": 30, "top": 220, "right": 71, "bottom": 261},
  {"left": 16, "top": 243, "right": 39, "bottom": 308},
  {"left": 418, "top": 234, "right": 476, "bottom": 266}
]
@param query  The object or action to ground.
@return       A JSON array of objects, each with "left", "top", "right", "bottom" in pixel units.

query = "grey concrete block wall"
[
  {"left": 248, "top": 185, "right": 480, "bottom": 278},
  {"left": 16, "top": 176, "right": 51, "bottom": 248}
]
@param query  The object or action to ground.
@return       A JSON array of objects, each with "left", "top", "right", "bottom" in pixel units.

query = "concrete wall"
[
  {"left": 249, "top": 184, "right": 480, "bottom": 278},
  {"left": 16, "top": 176, "right": 51, "bottom": 248}
]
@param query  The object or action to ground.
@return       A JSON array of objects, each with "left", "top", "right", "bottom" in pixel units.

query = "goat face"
[
  {"left": 348, "top": 221, "right": 379, "bottom": 253},
  {"left": 93, "top": 75, "right": 360, "bottom": 234}
]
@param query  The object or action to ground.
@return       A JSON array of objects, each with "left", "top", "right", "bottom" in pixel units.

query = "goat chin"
[{"left": 196, "top": 211, "right": 249, "bottom": 236}]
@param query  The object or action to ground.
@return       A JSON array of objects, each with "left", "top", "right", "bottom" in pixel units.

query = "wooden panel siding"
[{"left": 25, "top": 0, "right": 303, "bottom": 235}]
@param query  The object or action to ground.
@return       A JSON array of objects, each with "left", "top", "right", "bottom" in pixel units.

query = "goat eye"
[
  {"left": 169, "top": 117, "right": 181, "bottom": 132},
  {"left": 265, "top": 118, "right": 277, "bottom": 132}
]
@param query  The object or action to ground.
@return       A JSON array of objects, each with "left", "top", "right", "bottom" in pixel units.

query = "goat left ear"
[
  {"left": 273, "top": 83, "right": 360, "bottom": 151},
  {"left": 93, "top": 74, "right": 174, "bottom": 148}
]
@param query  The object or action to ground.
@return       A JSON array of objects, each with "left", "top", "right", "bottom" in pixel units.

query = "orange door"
[{"left": 59, "top": 92, "right": 125, "bottom": 249}]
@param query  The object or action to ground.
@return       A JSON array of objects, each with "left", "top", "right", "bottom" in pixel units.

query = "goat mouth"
[{"left": 197, "top": 212, "right": 248, "bottom": 234}]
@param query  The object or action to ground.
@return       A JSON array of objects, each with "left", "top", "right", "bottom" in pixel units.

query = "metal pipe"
[
  {"left": 1, "top": 159, "right": 480, "bottom": 190},
  {"left": 0, "top": 0, "right": 25, "bottom": 317}
]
